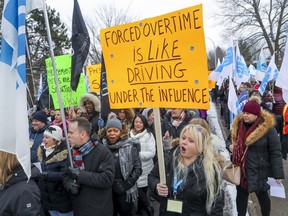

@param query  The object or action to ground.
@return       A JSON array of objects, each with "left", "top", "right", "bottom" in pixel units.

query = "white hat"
[{"left": 44, "top": 125, "right": 62, "bottom": 141}]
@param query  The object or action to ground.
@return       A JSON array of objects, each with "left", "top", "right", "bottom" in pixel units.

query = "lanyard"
[{"left": 173, "top": 170, "right": 183, "bottom": 199}]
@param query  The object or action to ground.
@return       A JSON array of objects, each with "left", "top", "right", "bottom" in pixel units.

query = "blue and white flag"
[
  {"left": 234, "top": 43, "right": 250, "bottom": 88},
  {"left": 228, "top": 75, "right": 239, "bottom": 115},
  {"left": 208, "top": 58, "right": 223, "bottom": 81},
  {"left": 259, "top": 54, "right": 279, "bottom": 95},
  {"left": 216, "top": 43, "right": 234, "bottom": 87},
  {"left": 0, "top": 0, "right": 42, "bottom": 178},
  {"left": 237, "top": 89, "right": 248, "bottom": 113},
  {"left": 255, "top": 48, "right": 267, "bottom": 81},
  {"left": 249, "top": 64, "right": 257, "bottom": 78},
  {"left": 267, "top": 54, "right": 279, "bottom": 81},
  {"left": 276, "top": 32, "right": 288, "bottom": 104}
]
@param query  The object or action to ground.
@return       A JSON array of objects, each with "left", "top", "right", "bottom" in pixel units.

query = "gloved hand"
[
  {"left": 68, "top": 167, "right": 81, "bottom": 180},
  {"left": 67, "top": 180, "right": 80, "bottom": 195},
  {"left": 38, "top": 172, "right": 49, "bottom": 180},
  {"left": 98, "top": 118, "right": 104, "bottom": 128}
]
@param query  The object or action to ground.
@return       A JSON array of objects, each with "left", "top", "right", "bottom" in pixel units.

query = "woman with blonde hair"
[
  {"left": 148, "top": 124, "right": 224, "bottom": 215},
  {"left": 0, "top": 151, "right": 41, "bottom": 215}
]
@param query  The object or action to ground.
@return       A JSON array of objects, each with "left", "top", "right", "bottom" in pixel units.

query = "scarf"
[
  {"left": 233, "top": 117, "right": 262, "bottom": 188},
  {"left": 171, "top": 111, "right": 186, "bottom": 128},
  {"left": 105, "top": 138, "right": 138, "bottom": 202},
  {"left": 73, "top": 140, "right": 97, "bottom": 170},
  {"left": 44, "top": 145, "right": 56, "bottom": 157}
]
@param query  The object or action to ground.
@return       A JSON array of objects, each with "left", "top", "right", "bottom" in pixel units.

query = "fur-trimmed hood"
[
  {"left": 79, "top": 93, "right": 101, "bottom": 113},
  {"left": 231, "top": 109, "right": 275, "bottom": 146},
  {"left": 37, "top": 142, "right": 68, "bottom": 164}
]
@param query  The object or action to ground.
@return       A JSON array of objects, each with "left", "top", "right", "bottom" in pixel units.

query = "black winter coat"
[
  {"left": 63, "top": 142, "right": 115, "bottom": 216},
  {"left": 161, "top": 110, "right": 194, "bottom": 138},
  {"left": 0, "top": 166, "right": 41, "bottom": 215},
  {"left": 37, "top": 141, "right": 72, "bottom": 213},
  {"left": 148, "top": 147, "right": 224, "bottom": 216},
  {"left": 231, "top": 110, "right": 285, "bottom": 193},
  {"left": 103, "top": 137, "right": 142, "bottom": 194}
]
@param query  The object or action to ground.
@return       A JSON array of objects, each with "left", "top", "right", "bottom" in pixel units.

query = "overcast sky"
[{"left": 45, "top": 0, "right": 225, "bottom": 51}]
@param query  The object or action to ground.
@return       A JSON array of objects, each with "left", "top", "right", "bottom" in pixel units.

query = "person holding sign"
[
  {"left": 64, "top": 117, "right": 115, "bottom": 216},
  {"left": 99, "top": 117, "right": 142, "bottom": 216},
  {"left": 148, "top": 124, "right": 224, "bottom": 215}
]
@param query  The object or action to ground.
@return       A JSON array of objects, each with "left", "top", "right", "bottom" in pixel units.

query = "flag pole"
[
  {"left": 43, "top": 3, "right": 73, "bottom": 167},
  {"left": 25, "top": 37, "right": 37, "bottom": 104}
]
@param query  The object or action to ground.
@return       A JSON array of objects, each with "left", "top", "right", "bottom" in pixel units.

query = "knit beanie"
[
  {"left": 105, "top": 118, "right": 122, "bottom": 131},
  {"left": 32, "top": 111, "right": 47, "bottom": 124},
  {"left": 44, "top": 126, "right": 63, "bottom": 141},
  {"left": 242, "top": 100, "right": 261, "bottom": 117}
]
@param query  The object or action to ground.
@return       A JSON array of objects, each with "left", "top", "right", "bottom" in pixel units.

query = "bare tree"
[
  {"left": 216, "top": 0, "right": 288, "bottom": 66},
  {"left": 85, "top": 4, "right": 139, "bottom": 64}
]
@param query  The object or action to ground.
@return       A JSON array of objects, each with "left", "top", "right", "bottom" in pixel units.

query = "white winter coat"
[{"left": 130, "top": 129, "right": 156, "bottom": 188}]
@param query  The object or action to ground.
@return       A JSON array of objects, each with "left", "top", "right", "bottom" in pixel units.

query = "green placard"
[{"left": 46, "top": 54, "right": 87, "bottom": 109}]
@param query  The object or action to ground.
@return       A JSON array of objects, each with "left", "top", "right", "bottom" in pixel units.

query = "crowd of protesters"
[{"left": 1, "top": 78, "right": 286, "bottom": 215}]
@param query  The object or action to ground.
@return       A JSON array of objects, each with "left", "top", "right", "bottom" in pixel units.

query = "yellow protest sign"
[
  {"left": 100, "top": 4, "right": 209, "bottom": 109},
  {"left": 86, "top": 64, "right": 101, "bottom": 93},
  {"left": 46, "top": 54, "right": 87, "bottom": 109}
]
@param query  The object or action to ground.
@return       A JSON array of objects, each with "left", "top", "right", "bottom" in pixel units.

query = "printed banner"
[
  {"left": 100, "top": 4, "right": 209, "bottom": 109},
  {"left": 46, "top": 54, "right": 87, "bottom": 109}
]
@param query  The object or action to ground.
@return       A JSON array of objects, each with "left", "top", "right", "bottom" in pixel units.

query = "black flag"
[
  {"left": 100, "top": 54, "right": 110, "bottom": 120},
  {"left": 71, "top": 0, "right": 90, "bottom": 91}
]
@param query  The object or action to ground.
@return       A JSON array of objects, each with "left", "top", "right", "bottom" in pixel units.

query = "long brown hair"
[{"left": 0, "top": 151, "right": 20, "bottom": 186}]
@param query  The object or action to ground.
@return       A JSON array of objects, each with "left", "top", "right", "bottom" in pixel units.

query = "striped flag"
[
  {"left": 0, "top": 0, "right": 42, "bottom": 178},
  {"left": 0, "top": 0, "right": 29, "bottom": 177}
]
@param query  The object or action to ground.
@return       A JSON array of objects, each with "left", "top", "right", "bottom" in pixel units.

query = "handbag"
[
  {"left": 223, "top": 162, "right": 241, "bottom": 185},
  {"left": 223, "top": 147, "right": 248, "bottom": 185}
]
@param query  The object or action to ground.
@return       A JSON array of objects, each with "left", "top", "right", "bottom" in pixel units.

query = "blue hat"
[{"left": 32, "top": 111, "right": 47, "bottom": 124}]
